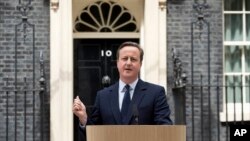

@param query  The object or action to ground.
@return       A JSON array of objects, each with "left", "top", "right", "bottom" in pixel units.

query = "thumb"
[{"left": 76, "top": 96, "right": 79, "bottom": 99}]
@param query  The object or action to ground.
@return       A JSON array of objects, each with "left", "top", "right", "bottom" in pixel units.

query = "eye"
[
  {"left": 131, "top": 58, "right": 137, "bottom": 62},
  {"left": 121, "top": 57, "right": 128, "bottom": 61}
]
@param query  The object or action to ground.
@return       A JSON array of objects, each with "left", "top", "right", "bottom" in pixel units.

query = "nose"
[{"left": 126, "top": 58, "right": 131, "bottom": 65}]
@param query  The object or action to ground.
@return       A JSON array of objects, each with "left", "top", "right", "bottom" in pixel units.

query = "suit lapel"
[
  {"left": 110, "top": 82, "right": 122, "bottom": 124},
  {"left": 124, "top": 79, "right": 147, "bottom": 124}
]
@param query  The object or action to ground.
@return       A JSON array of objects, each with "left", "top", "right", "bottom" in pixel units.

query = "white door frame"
[{"left": 50, "top": 0, "right": 167, "bottom": 141}]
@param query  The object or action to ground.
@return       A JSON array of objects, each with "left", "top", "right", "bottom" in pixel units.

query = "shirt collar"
[{"left": 119, "top": 78, "right": 139, "bottom": 92}]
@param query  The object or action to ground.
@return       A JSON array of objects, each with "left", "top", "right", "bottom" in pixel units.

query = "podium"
[{"left": 86, "top": 125, "right": 186, "bottom": 141}]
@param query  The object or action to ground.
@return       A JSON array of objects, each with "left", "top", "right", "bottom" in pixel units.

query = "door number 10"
[{"left": 101, "top": 50, "right": 112, "bottom": 57}]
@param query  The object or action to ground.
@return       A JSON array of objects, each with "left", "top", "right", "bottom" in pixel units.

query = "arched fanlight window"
[{"left": 74, "top": 1, "right": 139, "bottom": 32}]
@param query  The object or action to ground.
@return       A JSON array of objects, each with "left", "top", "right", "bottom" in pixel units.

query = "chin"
[{"left": 124, "top": 74, "right": 136, "bottom": 79}]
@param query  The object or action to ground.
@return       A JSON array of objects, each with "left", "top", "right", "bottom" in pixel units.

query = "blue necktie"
[{"left": 121, "top": 84, "right": 131, "bottom": 124}]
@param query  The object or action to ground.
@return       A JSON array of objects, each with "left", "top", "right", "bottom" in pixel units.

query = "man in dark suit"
[{"left": 73, "top": 41, "right": 172, "bottom": 126}]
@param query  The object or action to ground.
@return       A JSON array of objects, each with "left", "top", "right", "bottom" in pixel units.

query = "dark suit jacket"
[{"left": 87, "top": 79, "right": 172, "bottom": 125}]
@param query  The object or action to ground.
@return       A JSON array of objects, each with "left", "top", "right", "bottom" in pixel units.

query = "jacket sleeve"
[{"left": 153, "top": 86, "right": 173, "bottom": 125}]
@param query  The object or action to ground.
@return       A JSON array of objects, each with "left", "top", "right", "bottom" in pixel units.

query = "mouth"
[{"left": 125, "top": 68, "right": 132, "bottom": 71}]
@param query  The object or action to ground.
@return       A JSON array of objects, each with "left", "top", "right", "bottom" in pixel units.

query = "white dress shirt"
[{"left": 118, "top": 78, "right": 139, "bottom": 111}]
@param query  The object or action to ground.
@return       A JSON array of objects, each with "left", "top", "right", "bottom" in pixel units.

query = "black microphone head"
[
  {"left": 132, "top": 104, "right": 139, "bottom": 124},
  {"left": 132, "top": 104, "right": 138, "bottom": 116}
]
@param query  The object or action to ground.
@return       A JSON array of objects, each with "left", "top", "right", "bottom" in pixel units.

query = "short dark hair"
[{"left": 116, "top": 41, "right": 144, "bottom": 62}]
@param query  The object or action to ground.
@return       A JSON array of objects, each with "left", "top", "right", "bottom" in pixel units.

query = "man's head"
[{"left": 116, "top": 41, "right": 144, "bottom": 84}]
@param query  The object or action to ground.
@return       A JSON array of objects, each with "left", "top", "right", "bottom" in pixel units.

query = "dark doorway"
[{"left": 73, "top": 39, "right": 139, "bottom": 141}]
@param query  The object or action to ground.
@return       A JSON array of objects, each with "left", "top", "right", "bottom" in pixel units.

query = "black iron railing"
[
  {"left": 0, "top": 53, "right": 46, "bottom": 141},
  {"left": 0, "top": 52, "right": 47, "bottom": 141},
  {"left": 173, "top": 73, "right": 250, "bottom": 141}
]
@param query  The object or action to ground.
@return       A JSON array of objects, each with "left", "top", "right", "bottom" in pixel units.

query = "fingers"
[
  {"left": 72, "top": 96, "right": 88, "bottom": 124},
  {"left": 73, "top": 101, "right": 81, "bottom": 111},
  {"left": 73, "top": 104, "right": 80, "bottom": 111},
  {"left": 73, "top": 96, "right": 85, "bottom": 111}
]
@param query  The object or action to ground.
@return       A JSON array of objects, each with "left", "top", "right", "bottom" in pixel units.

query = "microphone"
[{"left": 132, "top": 104, "right": 139, "bottom": 125}]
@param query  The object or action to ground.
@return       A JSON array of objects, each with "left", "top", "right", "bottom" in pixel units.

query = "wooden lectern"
[{"left": 86, "top": 125, "right": 186, "bottom": 141}]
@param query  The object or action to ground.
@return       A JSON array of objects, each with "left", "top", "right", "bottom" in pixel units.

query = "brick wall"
[
  {"left": 167, "top": 0, "right": 225, "bottom": 141},
  {"left": 0, "top": 0, "right": 50, "bottom": 140}
]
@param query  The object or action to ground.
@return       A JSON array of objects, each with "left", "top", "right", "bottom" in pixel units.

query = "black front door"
[{"left": 73, "top": 39, "right": 138, "bottom": 140}]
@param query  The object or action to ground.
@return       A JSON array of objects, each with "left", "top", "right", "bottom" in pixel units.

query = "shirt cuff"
[{"left": 79, "top": 122, "right": 86, "bottom": 129}]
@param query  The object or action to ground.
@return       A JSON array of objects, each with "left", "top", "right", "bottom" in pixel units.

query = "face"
[{"left": 117, "top": 46, "right": 142, "bottom": 83}]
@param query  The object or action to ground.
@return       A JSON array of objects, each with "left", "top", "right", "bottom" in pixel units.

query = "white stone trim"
[
  {"left": 143, "top": 0, "right": 167, "bottom": 90},
  {"left": 220, "top": 104, "right": 250, "bottom": 122},
  {"left": 159, "top": 0, "right": 167, "bottom": 91},
  {"left": 50, "top": 0, "right": 73, "bottom": 141},
  {"left": 73, "top": 32, "right": 140, "bottom": 39}
]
